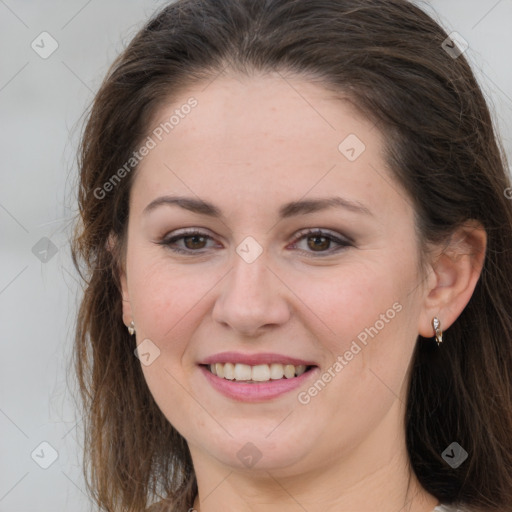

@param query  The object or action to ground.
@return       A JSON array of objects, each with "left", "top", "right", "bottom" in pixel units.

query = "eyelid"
[
  {"left": 158, "top": 227, "right": 221, "bottom": 253},
  {"left": 157, "top": 227, "right": 353, "bottom": 256},
  {"left": 291, "top": 227, "right": 354, "bottom": 245},
  {"left": 287, "top": 228, "right": 353, "bottom": 256}
]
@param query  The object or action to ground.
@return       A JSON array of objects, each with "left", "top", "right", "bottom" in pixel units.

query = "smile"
[
  {"left": 205, "top": 362, "right": 311, "bottom": 382},
  {"left": 199, "top": 363, "right": 318, "bottom": 402}
]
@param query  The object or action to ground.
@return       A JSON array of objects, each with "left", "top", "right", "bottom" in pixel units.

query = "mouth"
[
  {"left": 200, "top": 362, "right": 317, "bottom": 383},
  {"left": 198, "top": 352, "right": 320, "bottom": 401},
  {"left": 199, "top": 352, "right": 320, "bottom": 402}
]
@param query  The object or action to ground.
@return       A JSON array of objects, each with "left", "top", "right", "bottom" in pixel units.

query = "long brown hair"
[{"left": 71, "top": 1, "right": 512, "bottom": 511}]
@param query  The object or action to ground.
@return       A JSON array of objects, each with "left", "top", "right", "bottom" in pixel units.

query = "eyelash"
[{"left": 157, "top": 228, "right": 352, "bottom": 257}]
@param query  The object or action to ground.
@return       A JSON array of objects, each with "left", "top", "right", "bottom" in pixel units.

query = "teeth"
[
  {"left": 284, "top": 364, "right": 295, "bottom": 379},
  {"left": 223, "top": 362, "right": 235, "bottom": 380},
  {"left": 252, "top": 364, "right": 270, "bottom": 381},
  {"left": 234, "top": 363, "right": 252, "bottom": 380},
  {"left": 208, "top": 362, "right": 308, "bottom": 382},
  {"left": 269, "top": 363, "right": 284, "bottom": 379}
]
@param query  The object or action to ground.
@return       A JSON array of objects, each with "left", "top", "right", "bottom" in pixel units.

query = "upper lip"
[{"left": 200, "top": 351, "right": 317, "bottom": 367}]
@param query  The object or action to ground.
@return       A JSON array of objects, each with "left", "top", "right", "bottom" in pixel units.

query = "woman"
[{"left": 71, "top": 1, "right": 512, "bottom": 511}]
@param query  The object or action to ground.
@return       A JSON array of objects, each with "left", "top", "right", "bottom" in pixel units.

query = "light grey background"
[{"left": 1, "top": 1, "right": 511, "bottom": 511}]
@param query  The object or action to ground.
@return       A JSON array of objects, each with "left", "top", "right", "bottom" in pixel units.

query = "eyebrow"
[{"left": 142, "top": 195, "right": 373, "bottom": 218}]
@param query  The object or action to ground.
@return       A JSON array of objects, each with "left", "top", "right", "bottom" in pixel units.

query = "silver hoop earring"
[
  {"left": 127, "top": 321, "right": 135, "bottom": 336},
  {"left": 432, "top": 317, "right": 443, "bottom": 346}
]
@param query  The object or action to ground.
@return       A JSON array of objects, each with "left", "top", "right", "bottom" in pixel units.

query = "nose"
[{"left": 211, "top": 249, "right": 291, "bottom": 337}]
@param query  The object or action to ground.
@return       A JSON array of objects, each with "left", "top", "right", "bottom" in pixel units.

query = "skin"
[{"left": 119, "top": 72, "right": 486, "bottom": 512}]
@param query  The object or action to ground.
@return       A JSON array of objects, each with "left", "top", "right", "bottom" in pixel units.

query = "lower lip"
[{"left": 199, "top": 365, "right": 319, "bottom": 402}]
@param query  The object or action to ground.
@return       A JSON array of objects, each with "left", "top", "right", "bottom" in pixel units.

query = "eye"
[
  {"left": 157, "top": 227, "right": 352, "bottom": 257},
  {"left": 157, "top": 229, "right": 220, "bottom": 254},
  {"left": 288, "top": 228, "right": 352, "bottom": 256}
]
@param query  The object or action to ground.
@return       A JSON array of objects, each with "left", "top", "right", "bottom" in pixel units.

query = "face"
[{"left": 120, "top": 73, "right": 429, "bottom": 480}]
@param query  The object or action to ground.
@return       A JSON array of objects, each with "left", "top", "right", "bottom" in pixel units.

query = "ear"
[
  {"left": 107, "top": 233, "right": 133, "bottom": 328},
  {"left": 418, "top": 220, "right": 487, "bottom": 337}
]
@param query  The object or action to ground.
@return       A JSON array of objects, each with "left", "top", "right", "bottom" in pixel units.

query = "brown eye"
[
  {"left": 183, "top": 234, "right": 208, "bottom": 250},
  {"left": 291, "top": 229, "right": 352, "bottom": 257},
  {"left": 158, "top": 229, "right": 219, "bottom": 254},
  {"left": 306, "top": 234, "right": 331, "bottom": 251}
]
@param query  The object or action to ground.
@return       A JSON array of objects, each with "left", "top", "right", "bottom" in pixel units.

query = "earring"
[
  {"left": 127, "top": 321, "right": 135, "bottom": 336},
  {"left": 432, "top": 317, "right": 443, "bottom": 346}
]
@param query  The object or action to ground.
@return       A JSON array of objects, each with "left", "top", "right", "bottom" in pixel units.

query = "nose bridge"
[
  {"left": 228, "top": 233, "right": 271, "bottom": 296},
  {"left": 211, "top": 245, "right": 290, "bottom": 334}
]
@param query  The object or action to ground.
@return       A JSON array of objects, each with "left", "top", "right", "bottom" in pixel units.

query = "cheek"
[
  {"left": 127, "top": 250, "right": 217, "bottom": 342},
  {"left": 290, "top": 254, "right": 419, "bottom": 403},
  {"left": 289, "top": 259, "right": 408, "bottom": 346},
  {"left": 290, "top": 268, "right": 417, "bottom": 449},
  {"left": 127, "top": 257, "right": 211, "bottom": 433}
]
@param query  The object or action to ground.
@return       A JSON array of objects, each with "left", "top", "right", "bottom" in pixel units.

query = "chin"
[{"left": 193, "top": 427, "right": 313, "bottom": 473}]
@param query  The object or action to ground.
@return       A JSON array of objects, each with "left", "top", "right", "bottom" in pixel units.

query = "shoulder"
[
  {"left": 145, "top": 502, "right": 174, "bottom": 512},
  {"left": 145, "top": 500, "right": 187, "bottom": 512},
  {"left": 434, "top": 505, "right": 476, "bottom": 512}
]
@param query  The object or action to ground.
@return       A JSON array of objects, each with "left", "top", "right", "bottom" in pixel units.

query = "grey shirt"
[{"left": 434, "top": 505, "right": 472, "bottom": 512}]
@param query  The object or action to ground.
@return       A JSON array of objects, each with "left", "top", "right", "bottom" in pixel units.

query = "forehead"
[
  {"left": 131, "top": 73, "right": 406, "bottom": 222},
  {"left": 147, "top": 72, "right": 374, "bottom": 161}
]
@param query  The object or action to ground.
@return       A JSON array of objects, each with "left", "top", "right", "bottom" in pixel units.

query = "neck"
[
  {"left": 190, "top": 401, "right": 439, "bottom": 512},
  {"left": 192, "top": 459, "right": 438, "bottom": 512}
]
